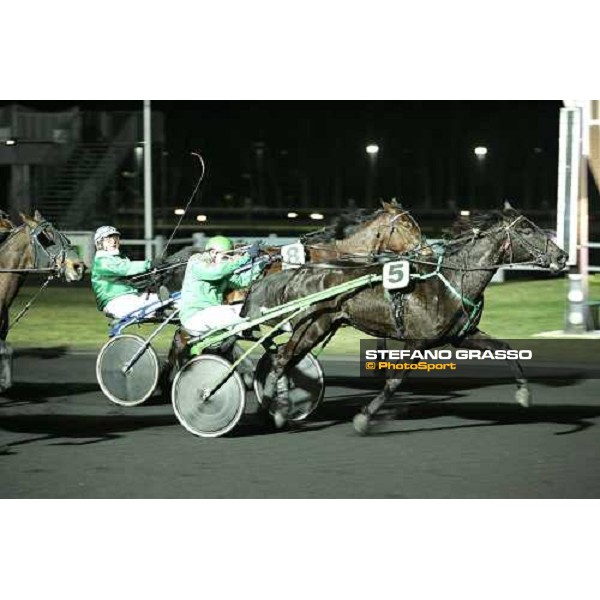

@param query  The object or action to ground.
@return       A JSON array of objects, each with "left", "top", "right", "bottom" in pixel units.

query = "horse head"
[
  {"left": 499, "top": 208, "right": 567, "bottom": 273},
  {"left": 452, "top": 207, "right": 568, "bottom": 273},
  {"left": 20, "top": 210, "right": 86, "bottom": 281},
  {"left": 375, "top": 200, "right": 423, "bottom": 254}
]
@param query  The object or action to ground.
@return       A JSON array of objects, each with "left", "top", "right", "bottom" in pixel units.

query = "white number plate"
[
  {"left": 281, "top": 242, "right": 306, "bottom": 269},
  {"left": 383, "top": 260, "right": 410, "bottom": 290}
]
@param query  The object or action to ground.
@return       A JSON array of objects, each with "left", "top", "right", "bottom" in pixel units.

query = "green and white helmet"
[
  {"left": 94, "top": 225, "right": 120, "bottom": 247},
  {"left": 205, "top": 235, "right": 233, "bottom": 252}
]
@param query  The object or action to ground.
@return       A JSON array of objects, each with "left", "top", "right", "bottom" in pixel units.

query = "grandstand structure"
[{"left": 0, "top": 104, "right": 165, "bottom": 233}]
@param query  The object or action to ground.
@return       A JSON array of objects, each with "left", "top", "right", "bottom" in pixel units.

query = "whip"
[{"left": 159, "top": 152, "right": 206, "bottom": 261}]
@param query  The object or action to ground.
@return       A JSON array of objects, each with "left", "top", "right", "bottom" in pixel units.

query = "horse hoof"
[
  {"left": 353, "top": 413, "right": 371, "bottom": 435},
  {"left": 273, "top": 411, "right": 287, "bottom": 429},
  {"left": 516, "top": 387, "right": 531, "bottom": 408}
]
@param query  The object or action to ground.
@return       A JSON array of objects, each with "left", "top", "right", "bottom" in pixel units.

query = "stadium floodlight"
[
  {"left": 473, "top": 146, "right": 488, "bottom": 157},
  {"left": 309, "top": 213, "right": 324, "bottom": 220},
  {"left": 366, "top": 144, "right": 379, "bottom": 155},
  {"left": 174, "top": 208, "right": 185, "bottom": 216},
  {"left": 287, "top": 212, "right": 298, "bottom": 218},
  {"left": 196, "top": 215, "right": 208, "bottom": 222}
]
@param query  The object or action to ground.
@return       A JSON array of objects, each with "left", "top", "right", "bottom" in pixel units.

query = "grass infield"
[{"left": 6, "top": 275, "right": 599, "bottom": 355}]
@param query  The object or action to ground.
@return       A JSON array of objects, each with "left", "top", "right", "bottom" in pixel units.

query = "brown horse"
[
  {"left": 241, "top": 208, "right": 568, "bottom": 432},
  {"left": 300, "top": 201, "right": 429, "bottom": 263},
  {"left": 0, "top": 211, "right": 86, "bottom": 390},
  {"left": 162, "top": 202, "right": 428, "bottom": 372},
  {"left": 226, "top": 200, "right": 428, "bottom": 302}
]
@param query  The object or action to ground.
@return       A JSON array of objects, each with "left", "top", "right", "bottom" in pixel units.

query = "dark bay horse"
[
  {"left": 0, "top": 211, "right": 86, "bottom": 390},
  {"left": 241, "top": 208, "right": 568, "bottom": 433}
]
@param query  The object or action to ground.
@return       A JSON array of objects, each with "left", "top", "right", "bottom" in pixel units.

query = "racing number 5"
[{"left": 383, "top": 260, "right": 410, "bottom": 290}]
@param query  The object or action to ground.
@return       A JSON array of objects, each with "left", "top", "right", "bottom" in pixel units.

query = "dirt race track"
[{"left": 1, "top": 349, "right": 600, "bottom": 498}]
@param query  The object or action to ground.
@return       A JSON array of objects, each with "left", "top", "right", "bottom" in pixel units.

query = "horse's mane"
[
  {"left": 301, "top": 205, "right": 404, "bottom": 244},
  {"left": 447, "top": 209, "right": 522, "bottom": 237},
  {"left": 435, "top": 209, "right": 522, "bottom": 259}
]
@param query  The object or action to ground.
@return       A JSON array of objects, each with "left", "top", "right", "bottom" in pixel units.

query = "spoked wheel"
[
  {"left": 172, "top": 354, "right": 246, "bottom": 438},
  {"left": 254, "top": 351, "right": 325, "bottom": 421},
  {"left": 96, "top": 334, "right": 159, "bottom": 406}
]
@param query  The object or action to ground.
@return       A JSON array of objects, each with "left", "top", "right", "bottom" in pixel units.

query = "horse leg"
[
  {"left": 0, "top": 302, "right": 12, "bottom": 394},
  {"left": 455, "top": 329, "right": 531, "bottom": 407},
  {"left": 225, "top": 341, "right": 255, "bottom": 390},
  {"left": 0, "top": 302, "right": 8, "bottom": 342},
  {"left": 263, "top": 312, "right": 338, "bottom": 428},
  {"left": 376, "top": 338, "right": 387, "bottom": 352},
  {"left": 353, "top": 339, "right": 425, "bottom": 435},
  {"left": 169, "top": 327, "right": 191, "bottom": 370}
]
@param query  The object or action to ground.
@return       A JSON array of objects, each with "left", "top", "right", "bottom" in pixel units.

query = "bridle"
[
  {"left": 3, "top": 220, "right": 77, "bottom": 331},
  {"left": 373, "top": 209, "right": 423, "bottom": 255},
  {"left": 428, "top": 214, "right": 555, "bottom": 273},
  {"left": 0, "top": 221, "right": 72, "bottom": 275},
  {"left": 30, "top": 221, "right": 73, "bottom": 275},
  {"left": 500, "top": 215, "right": 552, "bottom": 268}
]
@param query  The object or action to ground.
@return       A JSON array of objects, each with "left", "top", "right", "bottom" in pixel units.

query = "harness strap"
[
  {"left": 9, "top": 274, "right": 54, "bottom": 330},
  {"left": 406, "top": 249, "right": 482, "bottom": 334}
]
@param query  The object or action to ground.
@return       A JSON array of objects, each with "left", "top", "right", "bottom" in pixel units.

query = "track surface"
[{"left": 1, "top": 350, "right": 599, "bottom": 498}]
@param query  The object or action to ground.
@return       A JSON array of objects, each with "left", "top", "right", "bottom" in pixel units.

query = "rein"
[
  {"left": 0, "top": 267, "right": 57, "bottom": 273},
  {"left": 8, "top": 274, "right": 55, "bottom": 330}
]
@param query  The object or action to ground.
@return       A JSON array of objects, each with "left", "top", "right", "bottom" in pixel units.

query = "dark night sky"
[
  {"left": 159, "top": 100, "right": 563, "bottom": 210},
  {"left": 2, "top": 100, "right": 566, "bottom": 214}
]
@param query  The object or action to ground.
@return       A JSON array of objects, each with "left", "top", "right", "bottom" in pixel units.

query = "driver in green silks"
[
  {"left": 179, "top": 235, "right": 266, "bottom": 336},
  {"left": 91, "top": 225, "right": 160, "bottom": 319}
]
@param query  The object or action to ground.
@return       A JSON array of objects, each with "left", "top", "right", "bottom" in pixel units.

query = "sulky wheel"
[
  {"left": 96, "top": 334, "right": 160, "bottom": 407},
  {"left": 172, "top": 354, "right": 246, "bottom": 438},
  {"left": 253, "top": 351, "right": 324, "bottom": 421}
]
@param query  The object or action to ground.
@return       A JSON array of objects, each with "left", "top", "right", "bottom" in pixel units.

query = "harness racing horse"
[
  {"left": 152, "top": 201, "right": 428, "bottom": 377},
  {"left": 241, "top": 207, "right": 568, "bottom": 432},
  {"left": 0, "top": 211, "right": 86, "bottom": 391}
]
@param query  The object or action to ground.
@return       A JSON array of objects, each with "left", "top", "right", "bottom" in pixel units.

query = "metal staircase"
[
  {"left": 39, "top": 143, "right": 113, "bottom": 226},
  {"left": 38, "top": 113, "right": 139, "bottom": 229}
]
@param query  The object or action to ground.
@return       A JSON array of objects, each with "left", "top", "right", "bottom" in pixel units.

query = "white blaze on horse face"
[{"left": 64, "top": 256, "right": 85, "bottom": 281}]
